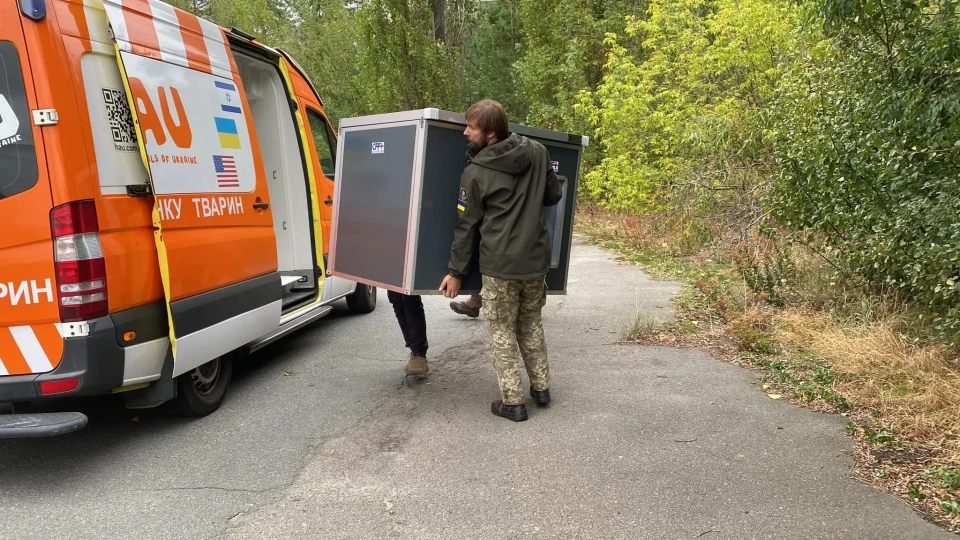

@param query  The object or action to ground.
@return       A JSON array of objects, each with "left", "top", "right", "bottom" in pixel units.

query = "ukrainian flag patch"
[
  {"left": 215, "top": 116, "right": 241, "bottom": 150},
  {"left": 457, "top": 187, "right": 467, "bottom": 211}
]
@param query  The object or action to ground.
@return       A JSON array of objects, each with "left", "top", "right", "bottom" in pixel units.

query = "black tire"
[
  {"left": 346, "top": 282, "right": 377, "bottom": 314},
  {"left": 173, "top": 355, "right": 233, "bottom": 417}
]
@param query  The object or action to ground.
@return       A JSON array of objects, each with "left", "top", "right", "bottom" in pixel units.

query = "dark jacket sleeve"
[
  {"left": 448, "top": 170, "right": 484, "bottom": 280},
  {"left": 544, "top": 167, "right": 562, "bottom": 207}
]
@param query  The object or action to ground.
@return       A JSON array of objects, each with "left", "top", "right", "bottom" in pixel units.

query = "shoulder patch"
[{"left": 457, "top": 187, "right": 467, "bottom": 211}]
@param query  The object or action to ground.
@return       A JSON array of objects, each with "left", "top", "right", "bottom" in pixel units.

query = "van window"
[
  {"left": 306, "top": 109, "right": 336, "bottom": 180},
  {"left": 0, "top": 42, "right": 38, "bottom": 200}
]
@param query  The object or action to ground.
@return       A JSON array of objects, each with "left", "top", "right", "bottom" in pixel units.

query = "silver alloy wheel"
[{"left": 189, "top": 359, "right": 221, "bottom": 396}]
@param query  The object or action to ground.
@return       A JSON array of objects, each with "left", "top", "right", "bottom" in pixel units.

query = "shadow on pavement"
[{"left": 0, "top": 304, "right": 361, "bottom": 491}]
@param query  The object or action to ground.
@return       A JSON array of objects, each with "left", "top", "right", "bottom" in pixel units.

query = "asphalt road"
[{"left": 0, "top": 238, "right": 951, "bottom": 540}]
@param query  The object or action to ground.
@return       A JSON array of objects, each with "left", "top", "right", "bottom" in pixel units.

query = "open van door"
[{"left": 102, "top": 1, "right": 281, "bottom": 376}]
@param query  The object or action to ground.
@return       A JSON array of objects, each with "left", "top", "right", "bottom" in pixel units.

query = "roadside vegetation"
[
  {"left": 577, "top": 207, "right": 960, "bottom": 532},
  {"left": 568, "top": 0, "right": 960, "bottom": 530}
]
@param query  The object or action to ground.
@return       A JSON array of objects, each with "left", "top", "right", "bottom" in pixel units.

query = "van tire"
[
  {"left": 173, "top": 355, "right": 233, "bottom": 417},
  {"left": 346, "top": 283, "right": 377, "bottom": 314}
]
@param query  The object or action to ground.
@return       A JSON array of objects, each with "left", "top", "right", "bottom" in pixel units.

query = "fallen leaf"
[
  {"left": 283, "top": 370, "right": 294, "bottom": 377},
  {"left": 709, "top": 401, "right": 717, "bottom": 405},
  {"left": 330, "top": 450, "right": 335, "bottom": 455},
  {"left": 767, "top": 394, "right": 782, "bottom": 400},
  {"left": 762, "top": 384, "right": 772, "bottom": 390},
  {"left": 777, "top": 426, "right": 784, "bottom": 430}
]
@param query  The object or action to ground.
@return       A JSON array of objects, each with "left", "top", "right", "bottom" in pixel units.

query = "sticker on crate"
[
  {"left": 372, "top": 142, "right": 385, "bottom": 154},
  {"left": 551, "top": 161, "right": 559, "bottom": 172}
]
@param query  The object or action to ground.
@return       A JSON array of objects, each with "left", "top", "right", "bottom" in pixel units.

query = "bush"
[
  {"left": 769, "top": 0, "right": 960, "bottom": 345},
  {"left": 575, "top": 0, "right": 801, "bottom": 217}
]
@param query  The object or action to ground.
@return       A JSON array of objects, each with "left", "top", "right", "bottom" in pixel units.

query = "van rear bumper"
[{"left": 0, "top": 315, "right": 125, "bottom": 402}]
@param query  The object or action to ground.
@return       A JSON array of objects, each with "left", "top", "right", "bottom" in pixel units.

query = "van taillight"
[{"left": 50, "top": 201, "right": 108, "bottom": 322}]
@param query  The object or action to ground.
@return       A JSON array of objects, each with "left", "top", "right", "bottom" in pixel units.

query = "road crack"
[{"left": 140, "top": 485, "right": 284, "bottom": 495}]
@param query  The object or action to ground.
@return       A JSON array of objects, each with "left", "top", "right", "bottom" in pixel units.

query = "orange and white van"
[{"left": 0, "top": 0, "right": 377, "bottom": 437}]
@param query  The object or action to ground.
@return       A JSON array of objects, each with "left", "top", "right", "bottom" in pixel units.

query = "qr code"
[{"left": 101, "top": 88, "right": 137, "bottom": 145}]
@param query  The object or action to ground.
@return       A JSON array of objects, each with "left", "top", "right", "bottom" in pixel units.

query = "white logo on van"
[
  {"left": 0, "top": 280, "right": 54, "bottom": 306},
  {"left": 0, "top": 94, "right": 22, "bottom": 147}
]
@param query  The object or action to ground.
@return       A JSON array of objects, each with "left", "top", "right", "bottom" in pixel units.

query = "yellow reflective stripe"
[
  {"left": 277, "top": 59, "right": 327, "bottom": 318},
  {"left": 112, "top": 42, "right": 178, "bottom": 360}
]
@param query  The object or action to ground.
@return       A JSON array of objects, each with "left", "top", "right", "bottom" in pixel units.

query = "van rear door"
[
  {"left": 102, "top": 0, "right": 281, "bottom": 377},
  {"left": 0, "top": 2, "right": 64, "bottom": 378}
]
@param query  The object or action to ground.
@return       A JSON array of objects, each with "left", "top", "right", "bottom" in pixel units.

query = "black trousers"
[{"left": 387, "top": 291, "right": 428, "bottom": 357}]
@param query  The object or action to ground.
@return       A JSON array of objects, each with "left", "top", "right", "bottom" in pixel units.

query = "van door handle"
[{"left": 253, "top": 201, "right": 269, "bottom": 210}]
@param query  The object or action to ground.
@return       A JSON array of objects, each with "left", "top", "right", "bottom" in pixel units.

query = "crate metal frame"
[{"left": 329, "top": 108, "right": 587, "bottom": 295}]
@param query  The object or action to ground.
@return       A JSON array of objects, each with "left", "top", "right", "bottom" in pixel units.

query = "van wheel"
[
  {"left": 346, "top": 283, "right": 377, "bottom": 314},
  {"left": 174, "top": 355, "right": 233, "bottom": 417}
]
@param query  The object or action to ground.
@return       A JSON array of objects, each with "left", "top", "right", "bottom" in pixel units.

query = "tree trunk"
[{"left": 433, "top": 0, "right": 445, "bottom": 42}]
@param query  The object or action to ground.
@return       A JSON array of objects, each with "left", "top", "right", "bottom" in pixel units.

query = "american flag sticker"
[
  {"left": 551, "top": 161, "right": 559, "bottom": 173},
  {"left": 213, "top": 155, "right": 239, "bottom": 188},
  {"left": 372, "top": 142, "right": 385, "bottom": 154}
]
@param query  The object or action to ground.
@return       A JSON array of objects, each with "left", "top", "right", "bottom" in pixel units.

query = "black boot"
[
  {"left": 530, "top": 387, "right": 551, "bottom": 407},
  {"left": 491, "top": 401, "right": 528, "bottom": 422}
]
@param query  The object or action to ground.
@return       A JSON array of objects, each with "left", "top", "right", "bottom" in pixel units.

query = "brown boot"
[
  {"left": 450, "top": 293, "right": 483, "bottom": 318},
  {"left": 405, "top": 354, "right": 428, "bottom": 376}
]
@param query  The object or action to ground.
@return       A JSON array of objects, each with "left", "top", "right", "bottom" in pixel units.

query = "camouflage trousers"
[{"left": 480, "top": 274, "right": 550, "bottom": 406}]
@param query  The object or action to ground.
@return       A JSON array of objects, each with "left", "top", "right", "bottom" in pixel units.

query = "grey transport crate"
[{"left": 328, "top": 108, "right": 587, "bottom": 295}]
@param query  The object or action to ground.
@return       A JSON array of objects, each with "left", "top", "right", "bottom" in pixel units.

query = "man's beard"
[{"left": 468, "top": 138, "right": 487, "bottom": 151}]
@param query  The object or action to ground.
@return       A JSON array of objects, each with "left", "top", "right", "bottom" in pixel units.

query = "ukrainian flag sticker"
[{"left": 215, "top": 116, "right": 241, "bottom": 150}]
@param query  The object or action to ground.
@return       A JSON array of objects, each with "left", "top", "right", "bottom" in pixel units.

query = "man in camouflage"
[{"left": 440, "top": 99, "right": 563, "bottom": 422}]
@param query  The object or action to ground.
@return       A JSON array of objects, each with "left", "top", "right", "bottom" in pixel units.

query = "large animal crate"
[{"left": 328, "top": 108, "right": 587, "bottom": 295}]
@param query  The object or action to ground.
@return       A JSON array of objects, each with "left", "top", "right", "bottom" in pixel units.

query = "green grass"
[{"left": 620, "top": 312, "right": 663, "bottom": 341}]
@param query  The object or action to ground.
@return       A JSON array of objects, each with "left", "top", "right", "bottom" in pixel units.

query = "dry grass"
[
  {"left": 775, "top": 310, "right": 960, "bottom": 460},
  {"left": 620, "top": 312, "right": 665, "bottom": 341},
  {"left": 577, "top": 204, "right": 960, "bottom": 531}
]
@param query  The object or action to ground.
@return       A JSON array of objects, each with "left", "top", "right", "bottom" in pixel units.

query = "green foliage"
[
  {"left": 576, "top": 0, "right": 800, "bottom": 212},
  {"left": 512, "top": 0, "right": 644, "bottom": 170},
  {"left": 733, "top": 239, "right": 797, "bottom": 307},
  {"left": 926, "top": 465, "right": 960, "bottom": 492},
  {"left": 354, "top": 0, "right": 464, "bottom": 113},
  {"left": 461, "top": 0, "right": 527, "bottom": 119},
  {"left": 924, "top": 465, "right": 960, "bottom": 514},
  {"left": 770, "top": 0, "right": 960, "bottom": 345},
  {"left": 290, "top": 0, "right": 364, "bottom": 125}
]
